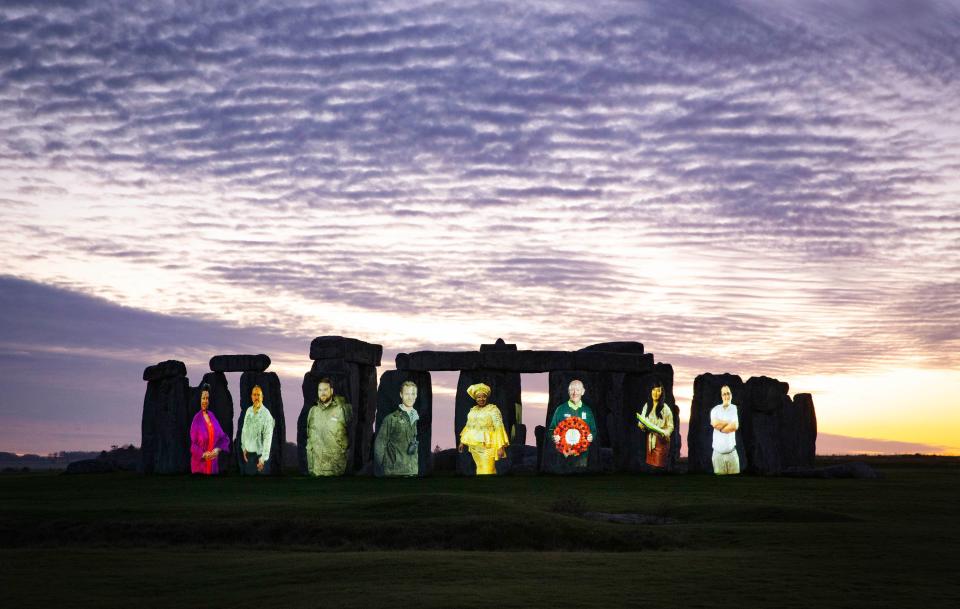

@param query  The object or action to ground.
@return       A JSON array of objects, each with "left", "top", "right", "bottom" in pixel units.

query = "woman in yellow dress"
[{"left": 457, "top": 383, "right": 510, "bottom": 475}]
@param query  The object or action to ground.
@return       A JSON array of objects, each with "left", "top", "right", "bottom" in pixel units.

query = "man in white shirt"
[{"left": 710, "top": 385, "right": 740, "bottom": 475}]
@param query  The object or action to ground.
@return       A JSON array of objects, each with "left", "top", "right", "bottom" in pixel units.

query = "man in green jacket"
[
  {"left": 306, "top": 378, "right": 352, "bottom": 476},
  {"left": 374, "top": 381, "right": 420, "bottom": 477}
]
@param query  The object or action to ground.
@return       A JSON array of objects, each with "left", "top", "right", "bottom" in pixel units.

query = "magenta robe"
[{"left": 189, "top": 410, "right": 230, "bottom": 474}]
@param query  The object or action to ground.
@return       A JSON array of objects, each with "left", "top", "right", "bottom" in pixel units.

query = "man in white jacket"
[{"left": 710, "top": 385, "right": 740, "bottom": 475}]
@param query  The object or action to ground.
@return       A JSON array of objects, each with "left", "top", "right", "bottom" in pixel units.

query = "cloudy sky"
[{"left": 2, "top": 0, "right": 958, "bottom": 455}]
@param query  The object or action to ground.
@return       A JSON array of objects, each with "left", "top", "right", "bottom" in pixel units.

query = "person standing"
[
  {"left": 458, "top": 383, "right": 509, "bottom": 475},
  {"left": 710, "top": 385, "right": 740, "bottom": 475},
  {"left": 373, "top": 381, "right": 420, "bottom": 477},
  {"left": 306, "top": 378, "right": 353, "bottom": 476},
  {"left": 240, "top": 385, "right": 275, "bottom": 475},
  {"left": 548, "top": 379, "right": 596, "bottom": 472},
  {"left": 189, "top": 383, "right": 230, "bottom": 475}
]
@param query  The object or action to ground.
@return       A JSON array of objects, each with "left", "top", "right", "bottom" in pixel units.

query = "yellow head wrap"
[{"left": 466, "top": 383, "right": 492, "bottom": 400}]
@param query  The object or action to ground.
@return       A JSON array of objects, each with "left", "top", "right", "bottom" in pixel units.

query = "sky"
[{"left": 1, "top": 0, "right": 958, "bottom": 455}]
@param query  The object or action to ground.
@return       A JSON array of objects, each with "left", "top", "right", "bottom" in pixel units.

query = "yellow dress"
[{"left": 459, "top": 404, "right": 510, "bottom": 475}]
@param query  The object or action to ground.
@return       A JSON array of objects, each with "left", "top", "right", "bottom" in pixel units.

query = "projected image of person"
[
  {"left": 548, "top": 379, "right": 596, "bottom": 471},
  {"left": 636, "top": 378, "right": 674, "bottom": 470},
  {"left": 458, "top": 383, "right": 509, "bottom": 475},
  {"left": 710, "top": 385, "right": 740, "bottom": 475},
  {"left": 373, "top": 380, "right": 420, "bottom": 477},
  {"left": 240, "top": 385, "right": 275, "bottom": 475},
  {"left": 189, "top": 383, "right": 230, "bottom": 475},
  {"left": 305, "top": 377, "right": 352, "bottom": 476}
]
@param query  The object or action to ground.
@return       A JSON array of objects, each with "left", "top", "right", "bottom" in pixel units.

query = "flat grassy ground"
[{"left": 2, "top": 457, "right": 958, "bottom": 608}]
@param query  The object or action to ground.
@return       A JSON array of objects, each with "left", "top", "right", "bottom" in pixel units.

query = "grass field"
[{"left": 2, "top": 457, "right": 958, "bottom": 608}]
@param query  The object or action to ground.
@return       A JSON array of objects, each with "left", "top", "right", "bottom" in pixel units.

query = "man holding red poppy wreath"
[{"left": 547, "top": 379, "right": 597, "bottom": 472}]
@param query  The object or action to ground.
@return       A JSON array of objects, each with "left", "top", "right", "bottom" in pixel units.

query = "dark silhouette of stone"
[
  {"left": 480, "top": 338, "right": 516, "bottom": 351},
  {"left": 374, "top": 370, "right": 433, "bottom": 476},
  {"left": 579, "top": 341, "right": 644, "bottom": 354},
  {"left": 788, "top": 393, "right": 818, "bottom": 467},
  {"left": 209, "top": 354, "right": 271, "bottom": 372},
  {"left": 688, "top": 373, "right": 746, "bottom": 474},
  {"left": 397, "top": 351, "right": 480, "bottom": 371},
  {"left": 300, "top": 355, "right": 379, "bottom": 475},
  {"left": 310, "top": 336, "right": 382, "bottom": 365},
  {"left": 142, "top": 360, "right": 187, "bottom": 382},
  {"left": 236, "top": 371, "right": 285, "bottom": 475},
  {"left": 741, "top": 376, "right": 790, "bottom": 475},
  {"left": 534, "top": 425, "right": 545, "bottom": 471},
  {"left": 140, "top": 360, "right": 191, "bottom": 474},
  {"left": 396, "top": 350, "right": 654, "bottom": 373},
  {"left": 454, "top": 369, "right": 521, "bottom": 475},
  {"left": 189, "top": 371, "right": 234, "bottom": 474}
]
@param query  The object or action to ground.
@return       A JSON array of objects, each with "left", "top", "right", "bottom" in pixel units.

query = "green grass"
[{"left": 2, "top": 459, "right": 959, "bottom": 608}]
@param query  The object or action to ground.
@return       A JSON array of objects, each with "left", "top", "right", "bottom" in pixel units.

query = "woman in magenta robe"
[{"left": 190, "top": 383, "right": 230, "bottom": 475}]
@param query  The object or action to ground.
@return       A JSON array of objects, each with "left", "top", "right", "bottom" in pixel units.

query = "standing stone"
[
  {"left": 140, "top": 360, "right": 191, "bottom": 474},
  {"left": 189, "top": 371, "right": 234, "bottom": 474},
  {"left": 741, "top": 376, "right": 789, "bottom": 475},
  {"left": 786, "top": 393, "right": 817, "bottom": 467},
  {"left": 454, "top": 369, "right": 520, "bottom": 475},
  {"left": 541, "top": 370, "right": 615, "bottom": 474},
  {"left": 374, "top": 370, "right": 433, "bottom": 476},
  {"left": 236, "top": 371, "right": 285, "bottom": 475},
  {"left": 688, "top": 373, "right": 746, "bottom": 474},
  {"left": 480, "top": 339, "right": 526, "bottom": 466},
  {"left": 620, "top": 365, "right": 681, "bottom": 473},
  {"left": 300, "top": 337, "right": 382, "bottom": 475}
]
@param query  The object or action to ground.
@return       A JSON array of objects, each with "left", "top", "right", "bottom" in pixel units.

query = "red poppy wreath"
[{"left": 553, "top": 416, "right": 592, "bottom": 456}]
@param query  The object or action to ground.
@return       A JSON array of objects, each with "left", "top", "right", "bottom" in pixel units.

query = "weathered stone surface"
[
  {"left": 374, "top": 370, "right": 433, "bottom": 476},
  {"left": 141, "top": 367, "right": 192, "bottom": 475},
  {"left": 299, "top": 359, "right": 377, "bottom": 475},
  {"left": 455, "top": 369, "right": 521, "bottom": 475},
  {"left": 579, "top": 341, "right": 644, "bottom": 354},
  {"left": 397, "top": 351, "right": 480, "bottom": 371},
  {"left": 619, "top": 366, "right": 681, "bottom": 473},
  {"left": 209, "top": 354, "right": 271, "bottom": 373},
  {"left": 236, "top": 371, "right": 285, "bottom": 475},
  {"left": 741, "top": 376, "right": 790, "bottom": 475},
  {"left": 309, "top": 336, "right": 382, "bottom": 366},
  {"left": 534, "top": 425, "right": 545, "bottom": 472},
  {"left": 784, "top": 393, "right": 817, "bottom": 468},
  {"left": 688, "top": 373, "right": 746, "bottom": 474},
  {"left": 142, "top": 360, "right": 186, "bottom": 382},
  {"left": 541, "top": 371, "right": 618, "bottom": 474},
  {"left": 397, "top": 349, "right": 653, "bottom": 373},
  {"left": 189, "top": 371, "right": 234, "bottom": 474}
]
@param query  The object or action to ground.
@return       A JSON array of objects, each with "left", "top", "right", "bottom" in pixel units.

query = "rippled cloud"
[{"left": 1, "top": 0, "right": 959, "bottom": 454}]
